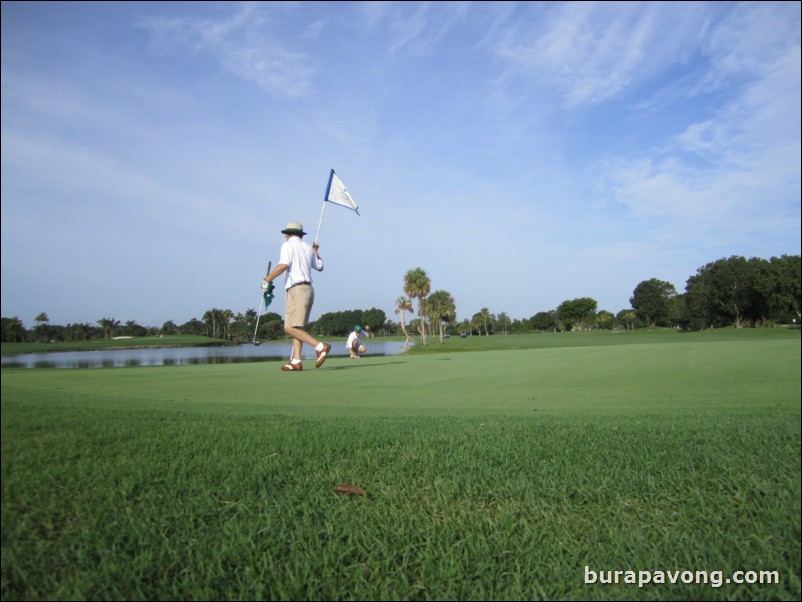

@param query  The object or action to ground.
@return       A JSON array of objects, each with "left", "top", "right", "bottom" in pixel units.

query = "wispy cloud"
[
  {"left": 479, "top": 1, "right": 800, "bottom": 253},
  {"left": 605, "top": 5, "right": 801, "bottom": 231},
  {"left": 492, "top": 2, "right": 713, "bottom": 109},
  {"left": 138, "top": 2, "right": 316, "bottom": 98},
  {"left": 357, "top": 0, "right": 470, "bottom": 56}
]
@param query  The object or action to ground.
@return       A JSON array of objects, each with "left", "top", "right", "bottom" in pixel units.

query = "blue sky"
[{"left": 2, "top": 1, "right": 800, "bottom": 330}]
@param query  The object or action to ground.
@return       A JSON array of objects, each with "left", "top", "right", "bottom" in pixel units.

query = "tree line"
[
  {"left": 0, "top": 307, "right": 391, "bottom": 344},
  {"left": 395, "top": 254, "right": 800, "bottom": 344},
  {"left": 2, "top": 254, "right": 798, "bottom": 344}
]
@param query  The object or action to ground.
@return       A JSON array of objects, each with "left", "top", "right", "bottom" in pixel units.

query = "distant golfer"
[
  {"left": 262, "top": 222, "right": 332, "bottom": 371},
  {"left": 346, "top": 325, "right": 367, "bottom": 358}
]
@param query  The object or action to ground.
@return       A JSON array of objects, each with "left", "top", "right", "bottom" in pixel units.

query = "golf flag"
[
  {"left": 325, "top": 170, "right": 360, "bottom": 216},
  {"left": 315, "top": 169, "right": 360, "bottom": 243}
]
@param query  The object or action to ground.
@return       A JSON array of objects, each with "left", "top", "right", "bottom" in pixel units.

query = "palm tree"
[
  {"left": 203, "top": 308, "right": 224, "bottom": 339},
  {"left": 33, "top": 312, "right": 50, "bottom": 343},
  {"left": 395, "top": 296, "right": 415, "bottom": 349},
  {"left": 97, "top": 317, "right": 120, "bottom": 339},
  {"left": 620, "top": 310, "right": 637, "bottom": 331},
  {"left": 221, "top": 309, "right": 233, "bottom": 340},
  {"left": 403, "top": 267, "right": 431, "bottom": 346},
  {"left": 480, "top": 307, "right": 491, "bottom": 335},
  {"left": 471, "top": 312, "right": 483, "bottom": 336},
  {"left": 229, "top": 312, "right": 250, "bottom": 342},
  {"left": 124, "top": 320, "right": 145, "bottom": 337},
  {"left": 68, "top": 322, "right": 94, "bottom": 341},
  {"left": 497, "top": 312, "right": 509, "bottom": 335},
  {"left": 427, "top": 290, "right": 456, "bottom": 343}
]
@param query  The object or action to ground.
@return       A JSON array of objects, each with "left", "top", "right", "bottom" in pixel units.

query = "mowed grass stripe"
[{"left": 3, "top": 338, "right": 799, "bottom": 415}]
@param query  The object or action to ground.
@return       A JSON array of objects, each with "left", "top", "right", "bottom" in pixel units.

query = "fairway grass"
[{"left": 2, "top": 331, "right": 800, "bottom": 600}]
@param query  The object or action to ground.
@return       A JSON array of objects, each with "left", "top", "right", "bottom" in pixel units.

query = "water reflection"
[{"left": 1, "top": 341, "right": 413, "bottom": 369}]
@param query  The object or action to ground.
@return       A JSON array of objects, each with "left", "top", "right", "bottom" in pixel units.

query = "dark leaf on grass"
[{"left": 334, "top": 483, "right": 366, "bottom": 496}]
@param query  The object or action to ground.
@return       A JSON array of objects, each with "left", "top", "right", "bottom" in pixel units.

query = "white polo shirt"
[{"left": 278, "top": 236, "right": 324, "bottom": 289}]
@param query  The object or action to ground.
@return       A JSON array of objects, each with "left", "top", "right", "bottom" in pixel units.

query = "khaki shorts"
[{"left": 285, "top": 284, "right": 314, "bottom": 328}]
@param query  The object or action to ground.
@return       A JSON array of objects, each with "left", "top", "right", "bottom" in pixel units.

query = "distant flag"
[
  {"left": 315, "top": 169, "right": 360, "bottom": 243},
  {"left": 325, "top": 170, "right": 360, "bottom": 215}
]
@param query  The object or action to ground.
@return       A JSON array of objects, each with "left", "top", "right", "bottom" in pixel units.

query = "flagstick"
[
  {"left": 315, "top": 169, "right": 336, "bottom": 245},
  {"left": 314, "top": 199, "right": 327, "bottom": 245}
]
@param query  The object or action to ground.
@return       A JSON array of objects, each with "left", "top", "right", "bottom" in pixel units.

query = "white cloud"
[
  {"left": 492, "top": 1, "right": 713, "bottom": 109},
  {"left": 391, "top": 1, "right": 470, "bottom": 55},
  {"left": 138, "top": 2, "right": 316, "bottom": 98},
  {"left": 611, "top": 37, "right": 800, "bottom": 220}
]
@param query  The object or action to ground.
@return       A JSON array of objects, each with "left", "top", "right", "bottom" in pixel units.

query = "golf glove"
[{"left": 262, "top": 280, "right": 275, "bottom": 306}]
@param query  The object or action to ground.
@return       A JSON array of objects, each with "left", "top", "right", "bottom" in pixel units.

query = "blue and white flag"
[
  {"left": 315, "top": 169, "right": 360, "bottom": 243},
  {"left": 325, "top": 170, "right": 360, "bottom": 216}
]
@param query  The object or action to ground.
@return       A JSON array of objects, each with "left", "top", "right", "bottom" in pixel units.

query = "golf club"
[{"left": 252, "top": 261, "right": 272, "bottom": 345}]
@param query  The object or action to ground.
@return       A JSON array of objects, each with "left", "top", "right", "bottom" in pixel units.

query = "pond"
[{"left": 0, "top": 341, "right": 414, "bottom": 369}]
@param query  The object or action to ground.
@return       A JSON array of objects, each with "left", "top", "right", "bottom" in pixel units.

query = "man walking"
[{"left": 262, "top": 222, "right": 332, "bottom": 371}]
